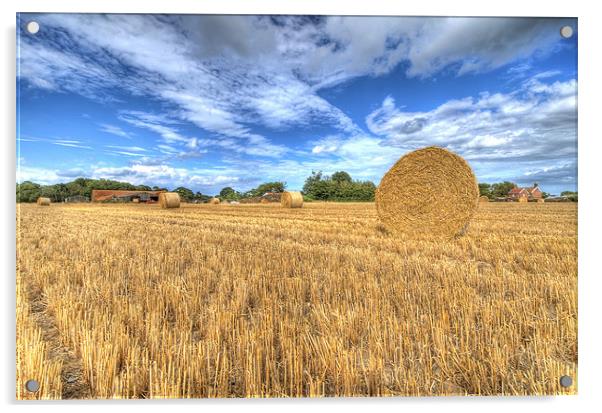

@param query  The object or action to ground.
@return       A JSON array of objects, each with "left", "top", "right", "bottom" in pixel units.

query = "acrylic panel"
[{"left": 16, "top": 14, "right": 578, "bottom": 399}]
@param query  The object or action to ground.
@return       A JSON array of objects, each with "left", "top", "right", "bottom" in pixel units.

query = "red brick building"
[{"left": 508, "top": 184, "right": 543, "bottom": 201}]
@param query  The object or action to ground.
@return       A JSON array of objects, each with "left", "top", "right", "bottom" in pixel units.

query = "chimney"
[{"left": 533, "top": 182, "right": 538, "bottom": 188}]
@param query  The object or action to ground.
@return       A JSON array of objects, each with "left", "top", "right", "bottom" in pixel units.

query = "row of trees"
[
  {"left": 16, "top": 172, "right": 376, "bottom": 203},
  {"left": 302, "top": 171, "right": 376, "bottom": 201}
]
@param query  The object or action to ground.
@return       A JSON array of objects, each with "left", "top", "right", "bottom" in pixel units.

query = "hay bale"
[
  {"left": 375, "top": 146, "right": 478, "bottom": 238},
  {"left": 209, "top": 197, "right": 220, "bottom": 205},
  {"left": 36, "top": 197, "right": 51, "bottom": 206},
  {"left": 281, "top": 191, "right": 303, "bottom": 208},
  {"left": 132, "top": 198, "right": 140, "bottom": 203},
  {"left": 260, "top": 199, "right": 270, "bottom": 204},
  {"left": 159, "top": 192, "right": 180, "bottom": 209},
  {"left": 537, "top": 198, "right": 545, "bottom": 203},
  {"left": 518, "top": 196, "right": 528, "bottom": 203},
  {"left": 479, "top": 195, "right": 489, "bottom": 203}
]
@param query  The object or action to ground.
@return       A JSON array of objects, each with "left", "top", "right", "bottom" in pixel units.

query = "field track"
[{"left": 16, "top": 202, "right": 577, "bottom": 398}]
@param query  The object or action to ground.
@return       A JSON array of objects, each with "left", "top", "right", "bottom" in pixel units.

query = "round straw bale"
[
  {"left": 375, "top": 146, "right": 478, "bottom": 238},
  {"left": 537, "top": 198, "right": 545, "bottom": 203},
  {"left": 36, "top": 197, "right": 51, "bottom": 206},
  {"left": 518, "top": 196, "right": 528, "bottom": 203},
  {"left": 132, "top": 198, "right": 140, "bottom": 203},
  {"left": 479, "top": 195, "right": 489, "bottom": 203},
  {"left": 281, "top": 191, "right": 303, "bottom": 208},
  {"left": 159, "top": 192, "right": 180, "bottom": 209},
  {"left": 260, "top": 198, "right": 270, "bottom": 204},
  {"left": 209, "top": 197, "right": 221, "bottom": 205}
]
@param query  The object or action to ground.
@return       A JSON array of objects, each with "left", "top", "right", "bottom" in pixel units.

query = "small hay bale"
[
  {"left": 479, "top": 195, "right": 489, "bottom": 203},
  {"left": 209, "top": 197, "right": 221, "bottom": 205},
  {"left": 132, "top": 198, "right": 140, "bottom": 203},
  {"left": 281, "top": 191, "right": 303, "bottom": 208},
  {"left": 518, "top": 196, "right": 528, "bottom": 203},
  {"left": 537, "top": 198, "right": 545, "bottom": 203},
  {"left": 375, "top": 146, "right": 478, "bottom": 238},
  {"left": 36, "top": 197, "right": 51, "bottom": 206},
  {"left": 159, "top": 192, "right": 180, "bottom": 209},
  {"left": 260, "top": 199, "right": 270, "bottom": 204}
]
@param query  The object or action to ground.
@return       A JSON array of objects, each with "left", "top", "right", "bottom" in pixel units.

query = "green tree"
[
  {"left": 302, "top": 171, "right": 375, "bottom": 201},
  {"left": 331, "top": 171, "right": 352, "bottom": 184},
  {"left": 302, "top": 171, "right": 323, "bottom": 198},
  {"left": 491, "top": 181, "right": 517, "bottom": 198},
  {"left": 16, "top": 181, "right": 42, "bottom": 202},
  {"left": 478, "top": 183, "right": 492, "bottom": 198},
  {"left": 172, "top": 186, "right": 195, "bottom": 201},
  {"left": 219, "top": 186, "right": 242, "bottom": 201},
  {"left": 250, "top": 181, "right": 286, "bottom": 197}
]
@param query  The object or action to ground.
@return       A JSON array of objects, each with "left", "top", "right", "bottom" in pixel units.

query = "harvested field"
[{"left": 16, "top": 202, "right": 577, "bottom": 398}]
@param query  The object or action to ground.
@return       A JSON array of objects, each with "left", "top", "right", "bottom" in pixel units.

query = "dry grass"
[{"left": 16, "top": 201, "right": 577, "bottom": 398}]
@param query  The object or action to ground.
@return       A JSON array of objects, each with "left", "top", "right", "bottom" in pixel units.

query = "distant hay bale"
[
  {"left": 479, "top": 195, "right": 490, "bottom": 203},
  {"left": 260, "top": 199, "right": 270, "bottom": 204},
  {"left": 281, "top": 191, "right": 303, "bottom": 208},
  {"left": 159, "top": 192, "right": 180, "bottom": 209},
  {"left": 132, "top": 198, "right": 140, "bottom": 203},
  {"left": 209, "top": 197, "right": 220, "bottom": 205},
  {"left": 36, "top": 197, "right": 51, "bottom": 206},
  {"left": 537, "top": 198, "right": 545, "bottom": 203},
  {"left": 518, "top": 197, "right": 528, "bottom": 203},
  {"left": 375, "top": 146, "right": 479, "bottom": 238}
]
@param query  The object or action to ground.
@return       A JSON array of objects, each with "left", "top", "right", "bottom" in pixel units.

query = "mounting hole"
[
  {"left": 26, "top": 21, "right": 40, "bottom": 35},
  {"left": 559, "top": 375, "right": 573, "bottom": 388},
  {"left": 560, "top": 25, "right": 573, "bottom": 39},
  {"left": 25, "top": 379, "right": 40, "bottom": 393}
]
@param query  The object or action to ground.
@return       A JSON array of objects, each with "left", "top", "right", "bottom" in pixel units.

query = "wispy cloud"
[{"left": 99, "top": 124, "right": 134, "bottom": 139}]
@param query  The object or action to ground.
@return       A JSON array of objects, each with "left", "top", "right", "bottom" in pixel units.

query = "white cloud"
[
  {"left": 99, "top": 124, "right": 134, "bottom": 139},
  {"left": 366, "top": 78, "right": 577, "bottom": 162}
]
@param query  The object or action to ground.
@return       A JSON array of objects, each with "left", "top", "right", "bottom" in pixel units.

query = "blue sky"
[{"left": 17, "top": 14, "right": 577, "bottom": 196}]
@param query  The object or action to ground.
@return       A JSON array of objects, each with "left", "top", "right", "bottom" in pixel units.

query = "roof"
[
  {"left": 91, "top": 189, "right": 164, "bottom": 202},
  {"left": 508, "top": 188, "right": 526, "bottom": 195}
]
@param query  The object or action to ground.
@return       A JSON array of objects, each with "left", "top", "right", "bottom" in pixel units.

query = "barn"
[{"left": 91, "top": 190, "right": 164, "bottom": 203}]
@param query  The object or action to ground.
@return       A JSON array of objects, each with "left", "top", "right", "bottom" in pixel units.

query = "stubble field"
[{"left": 16, "top": 201, "right": 577, "bottom": 399}]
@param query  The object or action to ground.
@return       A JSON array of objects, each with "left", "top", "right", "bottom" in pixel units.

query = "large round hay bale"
[
  {"left": 518, "top": 196, "right": 528, "bottom": 203},
  {"left": 36, "top": 197, "right": 51, "bottom": 206},
  {"left": 281, "top": 191, "right": 303, "bottom": 208},
  {"left": 479, "top": 195, "right": 489, "bottom": 203},
  {"left": 375, "top": 146, "right": 478, "bottom": 238},
  {"left": 209, "top": 197, "right": 220, "bottom": 205},
  {"left": 159, "top": 192, "right": 180, "bottom": 209}
]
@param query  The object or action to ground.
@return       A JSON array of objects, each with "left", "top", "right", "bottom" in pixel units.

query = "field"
[{"left": 16, "top": 201, "right": 577, "bottom": 399}]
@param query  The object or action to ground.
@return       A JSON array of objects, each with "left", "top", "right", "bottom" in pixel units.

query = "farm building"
[
  {"left": 64, "top": 195, "right": 90, "bottom": 203},
  {"left": 508, "top": 183, "right": 543, "bottom": 202},
  {"left": 91, "top": 190, "right": 164, "bottom": 203}
]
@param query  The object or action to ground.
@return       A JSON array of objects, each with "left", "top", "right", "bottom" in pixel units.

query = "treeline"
[
  {"left": 302, "top": 171, "right": 376, "bottom": 201},
  {"left": 16, "top": 171, "right": 378, "bottom": 203}
]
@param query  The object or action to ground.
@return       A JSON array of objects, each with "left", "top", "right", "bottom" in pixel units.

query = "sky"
[{"left": 16, "top": 14, "right": 577, "bottom": 196}]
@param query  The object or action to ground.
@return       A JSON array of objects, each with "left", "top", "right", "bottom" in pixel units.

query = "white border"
[{"left": 2, "top": 1, "right": 600, "bottom": 412}]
